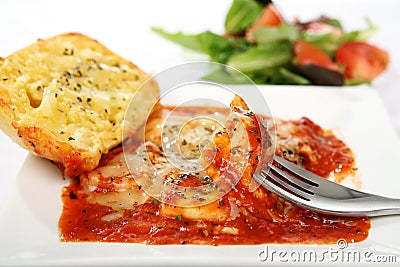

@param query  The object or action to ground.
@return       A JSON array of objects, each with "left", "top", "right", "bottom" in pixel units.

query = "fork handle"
[
  {"left": 366, "top": 195, "right": 400, "bottom": 217},
  {"left": 318, "top": 195, "right": 400, "bottom": 217}
]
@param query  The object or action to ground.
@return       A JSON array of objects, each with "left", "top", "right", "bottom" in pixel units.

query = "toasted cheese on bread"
[{"left": 0, "top": 33, "right": 159, "bottom": 177}]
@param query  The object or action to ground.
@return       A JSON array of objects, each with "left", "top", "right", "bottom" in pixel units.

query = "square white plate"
[{"left": 1, "top": 85, "right": 399, "bottom": 266}]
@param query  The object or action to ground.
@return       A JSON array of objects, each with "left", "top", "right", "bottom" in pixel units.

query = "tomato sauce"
[{"left": 59, "top": 104, "right": 370, "bottom": 245}]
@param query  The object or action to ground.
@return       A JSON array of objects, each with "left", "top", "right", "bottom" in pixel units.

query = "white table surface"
[{"left": 0, "top": 0, "right": 399, "bottom": 204}]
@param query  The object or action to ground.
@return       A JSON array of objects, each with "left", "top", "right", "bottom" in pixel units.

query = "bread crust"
[{"left": 0, "top": 33, "right": 159, "bottom": 176}]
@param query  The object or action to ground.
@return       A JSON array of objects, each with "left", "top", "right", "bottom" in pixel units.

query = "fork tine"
[
  {"left": 273, "top": 155, "right": 367, "bottom": 199},
  {"left": 255, "top": 170, "right": 312, "bottom": 201},
  {"left": 273, "top": 156, "right": 322, "bottom": 187},
  {"left": 265, "top": 163, "right": 316, "bottom": 194},
  {"left": 253, "top": 174, "right": 309, "bottom": 204},
  {"left": 255, "top": 156, "right": 400, "bottom": 217}
]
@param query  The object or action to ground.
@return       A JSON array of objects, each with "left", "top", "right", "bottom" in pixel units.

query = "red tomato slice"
[
  {"left": 246, "top": 3, "right": 283, "bottom": 42},
  {"left": 335, "top": 41, "right": 389, "bottom": 82},
  {"left": 294, "top": 40, "right": 339, "bottom": 71}
]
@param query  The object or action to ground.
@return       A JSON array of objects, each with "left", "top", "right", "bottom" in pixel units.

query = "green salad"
[{"left": 152, "top": 0, "right": 389, "bottom": 86}]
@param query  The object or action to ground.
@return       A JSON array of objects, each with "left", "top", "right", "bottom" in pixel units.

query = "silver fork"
[{"left": 254, "top": 155, "right": 400, "bottom": 217}]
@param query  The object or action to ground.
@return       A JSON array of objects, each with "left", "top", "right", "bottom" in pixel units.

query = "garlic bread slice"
[{"left": 0, "top": 33, "right": 159, "bottom": 176}]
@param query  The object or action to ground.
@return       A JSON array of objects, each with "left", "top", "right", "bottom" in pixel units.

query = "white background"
[
  {"left": 0, "top": 0, "right": 399, "bottom": 211},
  {"left": 0, "top": 1, "right": 400, "bottom": 265}
]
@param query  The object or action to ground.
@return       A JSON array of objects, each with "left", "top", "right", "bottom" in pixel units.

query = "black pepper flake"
[
  {"left": 69, "top": 191, "right": 77, "bottom": 199},
  {"left": 77, "top": 96, "right": 82, "bottom": 102},
  {"left": 218, "top": 200, "right": 225, "bottom": 206},
  {"left": 81, "top": 209, "right": 87, "bottom": 214},
  {"left": 2, "top": 77, "right": 8, "bottom": 81},
  {"left": 63, "top": 48, "right": 74, "bottom": 56},
  {"left": 68, "top": 137, "right": 75, "bottom": 141},
  {"left": 63, "top": 71, "right": 72, "bottom": 77},
  {"left": 181, "top": 139, "right": 187, "bottom": 145},
  {"left": 181, "top": 240, "right": 186, "bottom": 245},
  {"left": 356, "top": 228, "right": 361, "bottom": 233},
  {"left": 74, "top": 70, "right": 83, "bottom": 78},
  {"left": 243, "top": 111, "right": 254, "bottom": 117},
  {"left": 86, "top": 98, "right": 92, "bottom": 103}
]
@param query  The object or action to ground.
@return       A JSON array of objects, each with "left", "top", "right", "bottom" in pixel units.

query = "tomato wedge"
[
  {"left": 294, "top": 40, "right": 339, "bottom": 71},
  {"left": 335, "top": 41, "right": 389, "bottom": 82},
  {"left": 246, "top": 3, "right": 283, "bottom": 42}
]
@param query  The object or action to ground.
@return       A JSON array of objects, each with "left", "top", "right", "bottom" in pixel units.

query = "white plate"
[
  {"left": 1, "top": 85, "right": 399, "bottom": 266},
  {"left": 1, "top": 0, "right": 400, "bottom": 203}
]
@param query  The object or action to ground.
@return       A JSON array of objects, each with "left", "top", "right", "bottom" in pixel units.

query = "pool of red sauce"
[{"left": 59, "top": 106, "right": 370, "bottom": 245}]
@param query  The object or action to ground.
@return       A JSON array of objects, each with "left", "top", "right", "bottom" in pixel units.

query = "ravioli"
[{"left": 59, "top": 97, "right": 369, "bottom": 244}]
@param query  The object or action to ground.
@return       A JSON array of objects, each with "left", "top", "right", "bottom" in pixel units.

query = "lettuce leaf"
[
  {"left": 343, "top": 18, "right": 378, "bottom": 42},
  {"left": 224, "top": 0, "right": 263, "bottom": 34},
  {"left": 152, "top": 27, "right": 250, "bottom": 64},
  {"left": 227, "top": 41, "right": 293, "bottom": 73},
  {"left": 253, "top": 23, "right": 299, "bottom": 44}
]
